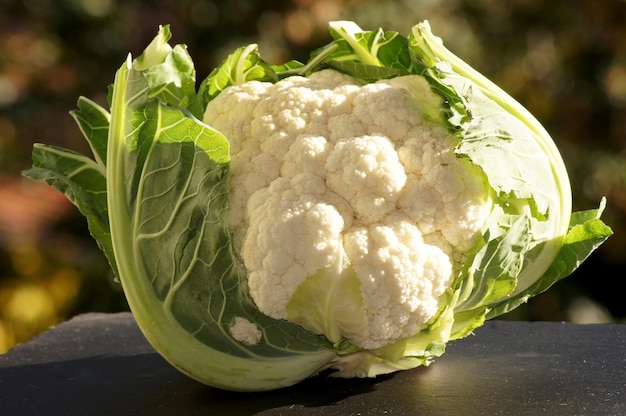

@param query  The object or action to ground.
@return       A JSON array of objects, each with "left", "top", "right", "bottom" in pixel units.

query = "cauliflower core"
[{"left": 204, "top": 70, "right": 491, "bottom": 349}]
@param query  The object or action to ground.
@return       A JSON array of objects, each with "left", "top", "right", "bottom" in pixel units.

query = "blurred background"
[{"left": 1, "top": 0, "right": 624, "bottom": 353}]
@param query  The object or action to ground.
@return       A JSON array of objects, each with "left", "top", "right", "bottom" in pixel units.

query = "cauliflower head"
[{"left": 203, "top": 69, "right": 491, "bottom": 349}]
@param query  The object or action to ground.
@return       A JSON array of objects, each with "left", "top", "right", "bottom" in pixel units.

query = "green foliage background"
[{"left": 1, "top": 0, "right": 624, "bottom": 352}]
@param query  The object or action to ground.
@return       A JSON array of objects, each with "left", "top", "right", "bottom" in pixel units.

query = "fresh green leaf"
[
  {"left": 198, "top": 44, "right": 278, "bottom": 107},
  {"left": 105, "top": 49, "right": 335, "bottom": 390},
  {"left": 457, "top": 214, "right": 531, "bottom": 311},
  {"left": 23, "top": 144, "right": 115, "bottom": 275},
  {"left": 486, "top": 198, "right": 613, "bottom": 319},
  {"left": 305, "top": 21, "right": 414, "bottom": 81},
  {"left": 70, "top": 96, "right": 110, "bottom": 166}
]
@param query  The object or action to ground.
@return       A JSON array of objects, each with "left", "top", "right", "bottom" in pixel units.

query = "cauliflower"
[
  {"left": 26, "top": 21, "right": 611, "bottom": 391},
  {"left": 204, "top": 70, "right": 491, "bottom": 349}
]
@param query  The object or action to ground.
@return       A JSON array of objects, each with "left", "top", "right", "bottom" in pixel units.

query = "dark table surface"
[{"left": 0, "top": 312, "right": 624, "bottom": 416}]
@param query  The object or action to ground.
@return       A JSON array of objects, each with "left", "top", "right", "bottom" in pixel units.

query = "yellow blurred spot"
[
  {"left": 11, "top": 243, "right": 43, "bottom": 277},
  {"left": 76, "top": 0, "right": 114, "bottom": 18},
  {"left": 567, "top": 297, "right": 613, "bottom": 324},
  {"left": 28, "top": 38, "right": 60, "bottom": 69},
  {"left": 0, "top": 321, "right": 15, "bottom": 354},
  {"left": 47, "top": 269, "right": 81, "bottom": 313},
  {"left": 604, "top": 63, "right": 626, "bottom": 105},
  {"left": 5, "top": 284, "right": 55, "bottom": 327},
  {"left": 0, "top": 76, "right": 20, "bottom": 107}
]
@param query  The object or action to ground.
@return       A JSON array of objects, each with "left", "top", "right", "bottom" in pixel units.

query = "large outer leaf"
[
  {"left": 24, "top": 97, "right": 116, "bottom": 274},
  {"left": 105, "top": 37, "right": 337, "bottom": 389},
  {"left": 408, "top": 22, "right": 580, "bottom": 330},
  {"left": 29, "top": 28, "right": 337, "bottom": 391}
]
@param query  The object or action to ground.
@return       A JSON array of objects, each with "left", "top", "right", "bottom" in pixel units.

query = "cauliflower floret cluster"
[{"left": 204, "top": 70, "right": 491, "bottom": 349}]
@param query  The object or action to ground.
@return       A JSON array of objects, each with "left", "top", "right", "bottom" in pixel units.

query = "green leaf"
[
  {"left": 325, "top": 61, "right": 409, "bottom": 83},
  {"left": 23, "top": 144, "right": 116, "bottom": 275},
  {"left": 129, "top": 25, "right": 203, "bottom": 118},
  {"left": 304, "top": 21, "right": 415, "bottom": 81},
  {"left": 23, "top": 95, "right": 115, "bottom": 273},
  {"left": 326, "top": 21, "right": 413, "bottom": 70},
  {"left": 132, "top": 25, "right": 173, "bottom": 70},
  {"left": 409, "top": 21, "right": 576, "bottom": 307},
  {"left": 456, "top": 214, "right": 531, "bottom": 312},
  {"left": 486, "top": 199, "right": 613, "bottom": 319},
  {"left": 409, "top": 21, "right": 571, "bottom": 227},
  {"left": 142, "top": 44, "right": 202, "bottom": 116},
  {"left": 70, "top": 96, "right": 110, "bottom": 166},
  {"left": 198, "top": 44, "right": 278, "bottom": 107},
  {"left": 104, "top": 52, "right": 335, "bottom": 391},
  {"left": 271, "top": 59, "right": 305, "bottom": 74}
]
